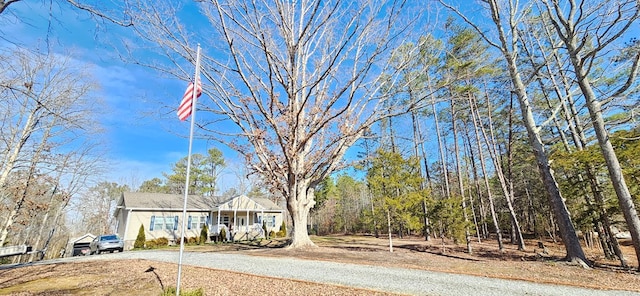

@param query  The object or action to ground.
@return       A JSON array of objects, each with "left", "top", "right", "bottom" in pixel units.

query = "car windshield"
[{"left": 101, "top": 235, "right": 118, "bottom": 241}]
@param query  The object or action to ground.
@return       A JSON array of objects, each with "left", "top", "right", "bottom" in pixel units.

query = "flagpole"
[{"left": 176, "top": 44, "right": 201, "bottom": 296}]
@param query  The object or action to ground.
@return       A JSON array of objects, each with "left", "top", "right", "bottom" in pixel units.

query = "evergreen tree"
[
  {"left": 134, "top": 225, "right": 146, "bottom": 249},
  {"left": 280, "top": 221, "right": 287, "bottom": 237},
  {"left": 199, "top": 225, "right": 208, "bottom": 245},
  {"left": 367, "top": 149, "right": 427, "bottom": 238}
]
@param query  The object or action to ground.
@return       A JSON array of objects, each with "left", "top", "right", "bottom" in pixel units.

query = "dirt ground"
[{"left": 0, "top": 235, "right": 638, "bottom": 295}]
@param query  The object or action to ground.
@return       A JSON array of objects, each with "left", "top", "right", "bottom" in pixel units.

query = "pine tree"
[
  {"left": 281, "top": 221, "right": 287, "bottom": 237},
  {"left": 199, "top": 225, "right": 208, "bottom": 245},
  {"left": 134, "top": 225, "right": 146, "bottom": 249}
]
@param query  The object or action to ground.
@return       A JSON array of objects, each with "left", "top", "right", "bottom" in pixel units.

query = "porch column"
[
  {"left": 246, "top": 210, "right": 249, "bottom": 232},
  {"left": 233, "top": 208, "right": 237, "bottom": 234},
  {"left": 122, "top": 209, "right": 132, "bottom": 249},
  {"left": 217, "top": 208, "right": 221, "bottom": 233}
]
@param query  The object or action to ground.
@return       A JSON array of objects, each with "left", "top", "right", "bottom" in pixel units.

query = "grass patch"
[
  {"left": 161, "top": 286, "right": 205, "bottom": 296},
  {"left": 0, "top": 276, "right": 90, "bottom": 294}
]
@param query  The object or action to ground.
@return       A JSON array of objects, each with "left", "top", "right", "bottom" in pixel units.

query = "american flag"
[{"left": 177, "top": 80, "right": 202, "bottom": 121}]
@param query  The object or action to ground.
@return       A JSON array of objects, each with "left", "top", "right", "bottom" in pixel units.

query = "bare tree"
[
  {"left": 540, "top": 0, "right": 640, "bottom": 269},
  {"left": 0, "top": 48, "right": 102, "bottom": 246},
  {"left": 24, "top": 143, "right": 100, "bottom": 261},
  {"left": 127, "top": 0, "right": 422, "bottom": 248},
  {"left": 72, "top": 182, "right": 129, "bottom": 236},
  {"left": 469, "top": 94, "right": 504, "bottom": 251},
  {"left": 440, "top": 0, "right": 588, "bottom": 265},
  {"left": 0, "top": 0, "right": 132, "bottom": 26},
  {"left": 520, "top": 10, "right": 629, "bottom": 266}
]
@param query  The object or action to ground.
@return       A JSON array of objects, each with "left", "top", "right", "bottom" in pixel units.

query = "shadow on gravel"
[
  {"left": 330, "top": 246, "right": 381, "bottom": 252},
  {"left": 393, "top": 243, "right": 483, "bottom": 262},
  {"left": 206, "top": 239, "right": 291, "bottom": 252}
]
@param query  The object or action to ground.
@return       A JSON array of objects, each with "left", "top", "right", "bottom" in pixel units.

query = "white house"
[{"left": 114, "top": 192, "right": 284, "bottom": 250}]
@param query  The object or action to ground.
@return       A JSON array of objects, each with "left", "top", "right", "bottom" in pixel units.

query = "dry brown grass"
[{"left": 0, "top": 235, "right": 637, "bottom": 295}]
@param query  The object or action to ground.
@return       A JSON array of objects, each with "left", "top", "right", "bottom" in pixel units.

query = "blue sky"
[
  {"left": 5, "top": 1, "right": 636, "bottom": 193},
  {"left": 0, "top": 1, "right": 241, "bottom": 190}
]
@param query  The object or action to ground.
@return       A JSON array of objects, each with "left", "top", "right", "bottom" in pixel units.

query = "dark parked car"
[{"left": 89, "top": 234, "right": 124, "bottom": 254}]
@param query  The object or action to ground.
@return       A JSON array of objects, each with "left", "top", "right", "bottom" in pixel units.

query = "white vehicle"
[{"left": 89, "top": 234, "right": 124, "bottom": 254}]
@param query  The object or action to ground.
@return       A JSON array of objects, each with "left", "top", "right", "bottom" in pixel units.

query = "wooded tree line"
[
  {"left": 0, "top": 0, "right": 638, "bottom": 271},
  {"left": 311, "top": 0, "right": 640, "bottom": 270},
  {"left": 0, "top": 48, "right": 105, "bottom": 262}
]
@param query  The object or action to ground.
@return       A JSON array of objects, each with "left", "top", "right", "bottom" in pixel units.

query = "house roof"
[
  {"left": 69, "top": 233, "right": 96, "bottom": 244},
  {"left": 118, "top": 192, "right": 225, "bottom": 211},
  {"left": 115, "top": 192, "right": 282, "bottom": 216},
  {"left": 252, "top": 197, "right": 281, "bottom": 211}
]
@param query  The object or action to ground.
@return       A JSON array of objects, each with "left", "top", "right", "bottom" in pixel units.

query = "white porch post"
[
  {"left": 246, "top": 210, "right": 249, "bottom": 232},
  {"left": 122, "top": 209, "right": 132, "bottom": 249},
  {"left": 261, "top": 210, "right": 265, "bottom": 238},
  {"left": 217, "top": 209, "right": 221, "bottom": 233},
  {"left": 233, "top": 208, "right": 237, "bottom": 241}
]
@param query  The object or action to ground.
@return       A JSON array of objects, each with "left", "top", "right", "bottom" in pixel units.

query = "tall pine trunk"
[
  {"left": 469, "top": 95, "right": 504, "bottom": 251},
  {"left": 451, "top": 97, "right": 473, "bottom": 254},
  {"left": 572, "top": 72, "right": 640, "bottom": 268},
  {"left": 441, "top": 0, "right": 588, "bottom": 265},
  {"left": 411, "top": 111, "right": 431, "bottom": 241},
  {"left": 542, "top": 0, "right": 640, "bottom": 269}
]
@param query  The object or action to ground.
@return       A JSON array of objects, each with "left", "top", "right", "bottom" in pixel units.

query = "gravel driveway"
[{"left": 36, "top": 250, "right": 640, "bottom": 296}]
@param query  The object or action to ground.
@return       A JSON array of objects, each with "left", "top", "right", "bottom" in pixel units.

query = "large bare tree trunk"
[{"left": 287, "top": 181, "right": 316, "bottom": 248}]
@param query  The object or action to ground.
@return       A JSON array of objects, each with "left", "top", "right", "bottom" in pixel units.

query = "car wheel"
[
  {"left": 118, "top": 248, "right": 123, "bottom": 252},
  {"left": 110, "top": 250, "right": 114, "bottom": 253},
  {"left": 96, "top": 250, "right": 101, "bottom": 255}
]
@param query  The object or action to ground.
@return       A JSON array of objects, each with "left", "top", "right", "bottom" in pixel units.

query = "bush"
[
  {"left": 199, "top": 225, "right": 208, "bottom": 244},
  {"left": 275, "top": 230, "right": 285, "bottom": 238},
  {"left": 145, "top": 240, "right": 157, "bottom": 248},
  {"left": 219, "top": 228, "right": 227, "bottom": 242},
  {"left": 134, "top": 225, "right": 146, "bottom": 249},
  {"left": 268, "top": 230, "right": 276, "bottom": 238},
  {"left": 161, "top": 286, "right": 204, "bottom": 296},
  {"left": 188, "top": 236, "right": 198, "bottom": 244},
  {"left": 155, "top": 237, "right": 169, "bottom": 246},
  {"left": 280, "top": 221, "right": 287, "bottom": 237},
  {"left": 262, "top": 222, "right": 268, "bottom": 238}
]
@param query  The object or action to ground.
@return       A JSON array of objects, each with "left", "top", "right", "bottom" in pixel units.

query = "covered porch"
[{"left": 208, "top": 195, "right": 283, "bottom": 241}]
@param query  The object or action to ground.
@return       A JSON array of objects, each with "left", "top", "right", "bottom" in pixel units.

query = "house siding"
[
  {"left": 119, "top": 210, "right": 209, "bottom": 250},
  {"left": 114, "top": 193, "right": 284, "bottom": 250}
]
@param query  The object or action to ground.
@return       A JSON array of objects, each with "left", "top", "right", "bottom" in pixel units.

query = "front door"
[{"left": 222, "top": 216, "right": 230, "bottom": 227}]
